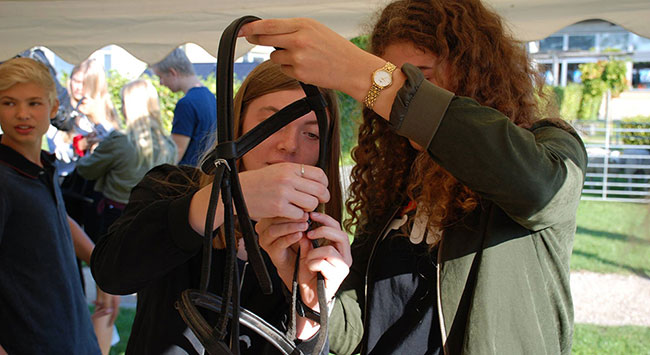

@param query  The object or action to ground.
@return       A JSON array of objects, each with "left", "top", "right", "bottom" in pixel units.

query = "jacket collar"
[{"left": 0, "top": 135, "right": 56, "bottom": 179}]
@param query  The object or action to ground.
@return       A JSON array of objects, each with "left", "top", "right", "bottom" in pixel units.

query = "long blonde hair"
[
  {"left": 70, "top": 58, "right": 120, "bottom": 129},
  {"left": 121, "top": 79, "right": 177, "bottom": 171}
]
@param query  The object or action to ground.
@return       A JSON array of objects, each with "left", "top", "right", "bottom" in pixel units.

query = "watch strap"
[{"left": 363, "top": 62, "right": 397, "bottom": 110}]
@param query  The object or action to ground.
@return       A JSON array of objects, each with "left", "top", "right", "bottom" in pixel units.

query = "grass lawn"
[
  {"left": 86, "top": 306, "right": 134, "bottom": 355},
  {"left": 573, "top": 324, "right": 650, "bottom": 354},
  {"left": 571, "top": 200, "right": 649, "bottom": 354},
  {"left": 110, "top": 308, "right": 136, "bottom": 355},
  {"left": 105, "top": 312, "right": 650, "bottom": 355},
  {"left": 571, "top": 200, "right": 650, "bottom": 277}
]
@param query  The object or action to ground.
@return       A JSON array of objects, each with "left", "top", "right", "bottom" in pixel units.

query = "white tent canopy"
[{"left": 2, "top": 0, "right": 650, "bottom": 64}]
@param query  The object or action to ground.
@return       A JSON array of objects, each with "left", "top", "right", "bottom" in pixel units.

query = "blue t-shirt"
[{"left": 171, "top": 86, "right": 217, "bottom": 166}]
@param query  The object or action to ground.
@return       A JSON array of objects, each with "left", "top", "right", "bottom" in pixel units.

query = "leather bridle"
[{"left": 175, "top": 16, "right": 330, "bottom": 355}]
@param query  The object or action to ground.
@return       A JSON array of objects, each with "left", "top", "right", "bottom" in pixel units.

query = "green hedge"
[
  {"left": 577, "top": 59, "right": 628, "bottom": 120},
  {"left": 336, "top": 35, "right": 369, "bottom": 162},
  {"left": 551, "top": 58, "right": 629, "bottom": 121},
  {"left": 552, "top": 83, "right": 583, "bottom": 120},
  {"left": 620, "top": 115, "right": 650, "bottom": 145},
  {"left": 579, "top": 93, "right": 603, "bottom": 121},
  {"left": 337, "top": 92, "right": 362, "bottom": 164}
]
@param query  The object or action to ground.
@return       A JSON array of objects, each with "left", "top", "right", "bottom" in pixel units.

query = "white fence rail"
[{"left": 573, "top": 119, "right": 650, "bottom": 203}]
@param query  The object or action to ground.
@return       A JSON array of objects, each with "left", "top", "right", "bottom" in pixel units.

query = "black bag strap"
[{"left": 176, "top": 15, "right": 330, "bottom": 355}]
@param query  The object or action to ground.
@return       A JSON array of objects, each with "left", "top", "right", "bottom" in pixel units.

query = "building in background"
[{"left": 528, "top": 20, "right": 650, "bottom": 89}]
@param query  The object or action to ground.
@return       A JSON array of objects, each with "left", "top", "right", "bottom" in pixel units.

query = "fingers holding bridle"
[
  {"left": 306, "top": 228, "right": 352, "bottom": 267},
  {"left": 301, "top": 245, "right": 351, "bottom": 300},
  {"left": 304, "top": 248, "right": 349, "bottom": 277},
  {"left": 240, "top": 19, "right": 325, "bottom": 85},
  {"left": 245, "top": 33, "right": 296, "bottom": 53},
  {"left": 239, "top": 18, "right": 304, "bottom": 37},
  {"left": 255, "top": 216, "right": 308, "bottom": 249},
  {"left": 307, "top": 211, "right": 340, "bottom": 229},
  {"left": 305, "top": 212, "right": 352, "bottom": 265},
  {"left": 256, "top": 215, "right": 308, "bottom": 230},
  {"left": 290, "top": 190, "right": 322, "bottom": 213},
  {"left": 294, "top": 164, "right": 328, "bottom": 187},
  {"left": 266, "top": 221, "right": 309, "bottom": 249},
  {"left": 239, "top": 18, "right": 303, "bottom": 49},
  {"left": 293, "top": 165, "right": 329, "bottom": 205},
  {"left": 277, "top": 165, "right": 328, "bottom": 208},
  {"left": 268, "top": 46, "right": 318, "bottom": 85},
  {"left": 291, "top": 183, "right": 329, "bottom": 209},
  {"left": 282, "top": 199, "right": 315, "bottom": 219}
]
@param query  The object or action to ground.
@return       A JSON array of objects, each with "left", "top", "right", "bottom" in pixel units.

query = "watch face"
[{"left": 373, "top": 70, "right": 392, "bottom": 87}]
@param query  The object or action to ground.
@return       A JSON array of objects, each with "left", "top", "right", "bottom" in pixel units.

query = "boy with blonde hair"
[{"left": 0, "top": 57, "right": 101, "bottom": 354}]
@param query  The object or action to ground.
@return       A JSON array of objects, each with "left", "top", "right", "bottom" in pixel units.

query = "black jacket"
[{"left": 91, "top": 164, "right": 318, "bottom": 354}]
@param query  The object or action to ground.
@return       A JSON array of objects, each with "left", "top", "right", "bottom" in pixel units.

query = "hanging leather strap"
[{"left": 176, "top": 15, "right": 331, "bottom": 355}]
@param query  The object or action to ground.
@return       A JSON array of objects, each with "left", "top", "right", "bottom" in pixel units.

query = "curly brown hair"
[{"left": 345, "top": 0, "right": 554, "bottom": 238}]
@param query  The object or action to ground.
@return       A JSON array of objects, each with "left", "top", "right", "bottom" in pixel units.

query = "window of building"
[
  {"left": 632, "top": 62, "right": 650, "bottom": 89},
  {"left": 599, "top": 33, "right": 628, "bottom": 51},
  {"left": 539, "top": 36, "right": 564, "bottom": 52},
  {"left": 568, "top": 35, "right": 595, "bottom": 51},
  {"left": 630, "top": 34, "right": 650, "bottom": 51}
]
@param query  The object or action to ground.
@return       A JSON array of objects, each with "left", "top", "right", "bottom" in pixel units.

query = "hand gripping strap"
[{"left": 178, "top": 15, "right": 330, "bottom": 355}]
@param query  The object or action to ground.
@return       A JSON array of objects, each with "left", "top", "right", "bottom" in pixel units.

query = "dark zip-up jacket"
[
  {"left": 329, "top": 64, "right": 588, "bottom": 355},
  {"left": 91, "top": 164, "right": 323, "bottom": 354},
  {"left": 0, "top": 138, "right": 100, "bottom": 354}
]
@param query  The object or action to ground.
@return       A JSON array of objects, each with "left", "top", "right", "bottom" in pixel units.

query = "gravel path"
[{"left": 571, "top": 270, "right": 650, "bottom": 326}]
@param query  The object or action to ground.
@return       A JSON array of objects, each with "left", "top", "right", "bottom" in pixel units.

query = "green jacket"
[
  {"left": 329, "top": 63, "right": 587, "bottom": 355},
  {"left": 76, "top": 130, "right": 143, "bottom": 203}
]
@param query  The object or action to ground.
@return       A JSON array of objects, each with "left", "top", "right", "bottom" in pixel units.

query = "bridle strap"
[
  {"left": 176, "top": 15, "right": 331, "bottom": 355},
  {"left": 214, "top": 15, "right": 273, "bottom": 297},
  {"left": 202, "top": 94, "right": 327, "bottom": 165}
]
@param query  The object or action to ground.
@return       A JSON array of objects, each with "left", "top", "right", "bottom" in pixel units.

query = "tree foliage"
[
  {"left": 336, "top": 35, "right": 369, "bottom": 163},
  {"left": 577, "top": 59, "right": 628, "bottom": 119}
]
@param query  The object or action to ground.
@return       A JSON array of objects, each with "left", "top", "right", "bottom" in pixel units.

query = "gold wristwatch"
[{"left": 363, "top": 62, "right": 397, "bottom": 110}]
